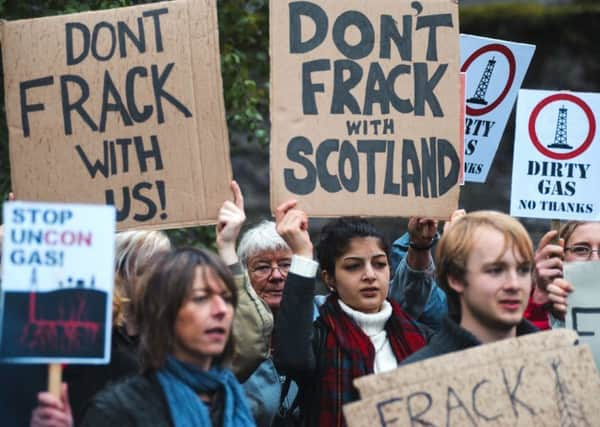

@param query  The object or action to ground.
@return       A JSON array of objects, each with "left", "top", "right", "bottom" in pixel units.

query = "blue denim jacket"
[
  {"left": 389, "top": 232, "right": 447, "bottom": 331},
  {"left": 243, "top": 358, "right": 298, "bottom": 427}
]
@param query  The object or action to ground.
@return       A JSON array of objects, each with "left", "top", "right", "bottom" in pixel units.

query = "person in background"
[
  {"left": 216, "top": 181, "right": 296, "bottom": 427},
  {"left": 274, "top": 201, "right": 428, "bottom": 426},
  {"left": 525, "top": 220, "right": 600, "bottom": 328},
  {"left": 79, "top": 247, "right": 255, "bottom": 426},
  {"left": 402, "top": 211, "right": 538, "bottom": 365}
]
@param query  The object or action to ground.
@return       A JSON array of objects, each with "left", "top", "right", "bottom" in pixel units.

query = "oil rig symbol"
[
  {"left": 547, "top": 105, "right": 573, "bottom": 150},
  {"left": 467, "top": 56, "right": 496, "bottom": 105}
]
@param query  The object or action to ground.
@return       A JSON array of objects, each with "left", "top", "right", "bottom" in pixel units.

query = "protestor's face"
[
  {"left": 450, "top": 226, "right": 532, "bottom": 335},
  {"left": 247, "top": 248, "right": 292, "bottom": 310},
  {"left": 325, "top": 237, "right": 389, "bottom": 314},
  {"left": 173, "top": 266, "right": 234, "bottom": 370},
  {"left": 564, "top": 222, "right": 600, "bottom": 262}
]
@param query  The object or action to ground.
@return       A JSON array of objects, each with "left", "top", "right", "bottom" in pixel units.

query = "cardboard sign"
[
  {"left": 0, "top": 201, "right": 115, "bottom": 363},
  {"left": 461, "top": 35, "right": 535, "bottom": 183},
  {"left": 354, "top": 328, "right": 578, "bottom": 397},
  {"left": 510, "top": 90, "right": 600, "bottom": 221},
  {"left": 565, "top": 261, "right": 600, "bottom": 370},
  {"left": 270, "top": 0, "right": 461, "bottom": 219},
  {"left": 1, "top": 0, "right": 231, "bottom": 231},
  {"left": 344, "top": 345, "right": 600, "bottom": 427}
]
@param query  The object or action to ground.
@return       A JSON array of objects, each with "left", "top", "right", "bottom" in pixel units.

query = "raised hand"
[
  {"left": 275, "top": 200, "right": 313, "bottom": 259},
  {"left": 216, "top": 180, "right": 246, "bottom": 265},
  {"left": 533, "top": 230, "right": 564, "bottom": 292},
  {"left": 408, "top": 217, "right": 438, "bottom": 249},
  {"left": 442, "top": 209, "right": 466, "bottom": 234}
]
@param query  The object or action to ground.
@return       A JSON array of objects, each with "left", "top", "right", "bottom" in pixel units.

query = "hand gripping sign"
[
  {"left": 460, "top": 35, "right": 535, "bottom": 183},
  {"left": 510, "top": 90, "right": 600, "bottom": 221}
]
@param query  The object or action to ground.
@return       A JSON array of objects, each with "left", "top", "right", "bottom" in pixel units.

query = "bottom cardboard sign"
[{"left": 345, "top": 343, "right": 600, "bottom": 426}]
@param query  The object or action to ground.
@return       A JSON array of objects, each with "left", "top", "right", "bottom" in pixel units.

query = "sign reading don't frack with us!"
[
  {"left": 1, "top": 0, "right": 231, "bottom": 231},
  {"left": 270, "top": 0, "right": 461, "bottom": 218},
  {"left": 510, "top": 90, "right": 600, "bottom": 221}
]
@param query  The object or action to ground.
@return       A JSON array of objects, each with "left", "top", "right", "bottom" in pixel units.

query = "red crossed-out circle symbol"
[
  {"left": 461, "top": 43, "right": 516, "bottom": 116},
  {"left": 528, "top": 93, "right": 596, "bottom": 160}
]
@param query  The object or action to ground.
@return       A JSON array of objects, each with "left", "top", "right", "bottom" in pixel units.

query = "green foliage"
[
  {"left": 166, "top": 226, "right": 217, "bottom": 252},
  {"left": 218, "top": 0, "right": 269, "bottom": 145}
]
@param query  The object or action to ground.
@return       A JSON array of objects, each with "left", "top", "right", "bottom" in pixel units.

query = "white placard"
[
  {"left": 461, "top": 34, "right": 535, "bottom": 183},
  {"left": 565, "top": 261, "right": 600, "bottom": 371},
  {"left": 510, "top": 89, "right": 600, "bottom": 220},
  {"left": 1, "top": 201, "right": 115, "bottom": 364}
]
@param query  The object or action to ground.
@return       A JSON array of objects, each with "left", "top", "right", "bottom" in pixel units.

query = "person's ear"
[
  {"left": 447, "top": 274, "right": 465, "bottom": 295},
  {"left": 321, "top": 270, "right": 336, "bottom": 292}
]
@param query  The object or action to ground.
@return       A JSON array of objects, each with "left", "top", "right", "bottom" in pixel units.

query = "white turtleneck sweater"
[
  {"left": 288, "top": 254, "right": 399, "bottom": 373},
  {"left": 337, "top": 299, "right": 398, "bottom": 374}
]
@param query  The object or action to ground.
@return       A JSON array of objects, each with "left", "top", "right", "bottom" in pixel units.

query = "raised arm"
[
  {"left": 216, "top": 181, "right": 273, "bottom": 381},
  {"left": 273, "top": 200, "right": 319, "bottom": 378}
]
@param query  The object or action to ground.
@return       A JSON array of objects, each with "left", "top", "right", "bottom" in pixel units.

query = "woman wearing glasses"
[
  {"left": 525, "top": 221, "right": 600, "bottom": 328},
  {"left": 561, "top": 221, "right": 600, "bottom": 262}
]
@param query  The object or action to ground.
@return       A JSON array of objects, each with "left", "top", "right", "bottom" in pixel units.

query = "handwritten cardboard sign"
[
  {"left": 344, "top": 345, "right": 600, "bottom": 427},
  {"left": 270, "top": 0, "right": 461, "bottom": 219},
  {"left": 510, "top": 90, "right": 600, "bottom": 221},
  {"left": 1, "top": 0, "right": 231, "bottom": 231},
  {"left": 461, "top": 34, "right": 535, "bottom": 183},
  {"left": 565, "top": 261, "right": 600, "bottom": 371},
  {"left": 0, "top": 201, "right": 115, "bottom": 364}
]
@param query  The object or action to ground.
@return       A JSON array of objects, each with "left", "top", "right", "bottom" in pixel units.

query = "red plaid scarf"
[{"left": 317, "top": 294, "right": 427, "bottom": 426}]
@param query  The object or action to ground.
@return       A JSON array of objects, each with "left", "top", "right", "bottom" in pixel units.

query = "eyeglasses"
[
  {"left": 565, "top": 245, "right": 600, "bottom": 260},
  {"left": 250, "top": 261, "right": 291, "bottom": 279}
]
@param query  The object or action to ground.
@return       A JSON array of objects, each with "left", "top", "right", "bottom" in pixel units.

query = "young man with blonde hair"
[{"left": 403, "top": 211, "right": 538, "bottom": 364}]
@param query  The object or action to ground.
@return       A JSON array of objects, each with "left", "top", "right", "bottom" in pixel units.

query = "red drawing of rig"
[
  {"left": 12, "top": 268, "right": 106, "bottom": 356},
  {"left": 21, "top": 292, "right": 100, "bottom": 353}
]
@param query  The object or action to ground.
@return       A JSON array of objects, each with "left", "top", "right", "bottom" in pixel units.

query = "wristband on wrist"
[{"left": 409, "top": 240, "right": 434, "bottom": 251}]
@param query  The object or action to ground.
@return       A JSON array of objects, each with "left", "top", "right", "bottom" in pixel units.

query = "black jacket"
[
  {"left": 66, "top": 326, "right": 139, "bottom": 424},
  {"left": 79, "top": 372, "right": 225, "bottom": 427},
  {"left": 79, "top": 374, "right": 171, "bottom": 427},
  {"left": 402, "top": 316, "right": 539, "bottom": 365}
]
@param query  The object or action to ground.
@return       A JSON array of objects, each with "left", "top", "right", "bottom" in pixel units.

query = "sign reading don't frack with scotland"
[{"left": 270, "top": 0, "right": 461, "bottom": 218}]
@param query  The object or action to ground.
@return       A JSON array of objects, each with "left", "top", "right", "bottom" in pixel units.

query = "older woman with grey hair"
[
  {"left": 237, "top": 221, "right": 294, "bottom": 315},
  {"left": 215, "top": 183, "right": 298, "bottom": 427}
]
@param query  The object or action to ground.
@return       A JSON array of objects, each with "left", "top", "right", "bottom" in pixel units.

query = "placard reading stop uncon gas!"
[
  {"left": 510, "top": 89, "right": 600, "bottom": 221},
  {"left": 0, "top": 201, "right": 115, "bottom": 364}
]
